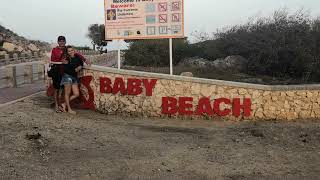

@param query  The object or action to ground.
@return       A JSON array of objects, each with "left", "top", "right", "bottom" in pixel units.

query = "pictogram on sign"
[
  {"left": 171, "top": 2, "right": 180, "bottom": 11},
  {"left": 147, "top": 26, "right": 156, "bottom": 35},
  {"left": 172, "top": 13, "right": 180, "bottom": 22},
  {"left": 159, "top": 14, "right": 167, "bottom": 23},
  {"left": 107, "top": 9, "right": 116, "bottom": 20},
  {"left": 159, "top": 26, "right": 168, "bottom": 34},
  {"left": 158, "top": 3, "right": 167, "bottom": 12}
]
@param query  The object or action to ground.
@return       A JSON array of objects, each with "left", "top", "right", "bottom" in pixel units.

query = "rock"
[
  {"left": 26, "top": 132, "right": 42, "bottom": 140},
  {"left": 180, "top": 72, "right": 193, "bottom": 77},
  {"left": 178, "top": 57, "right": 212, "bottom": 68},
  {"left": 28, "top": 43, "right": 40, "bottom": 51},
  {"left": 0, "top": 51, "right": 6, "bottom": 56},
  {"left": 0, "top": 34, "right": 3, "bottom": 44},
  {"left": 15, "top": 45, "right": 24, "bottom": 52},
  {"left": 212, "top": 55, "right": 248, "bottom": 72},
  {"left": 2, "top": 42, "right": 16, "bottom": 52}
]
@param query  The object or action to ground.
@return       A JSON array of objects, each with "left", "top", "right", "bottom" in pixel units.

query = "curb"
[{"left": 0, "top": 91, "right": 45, "bottom": 108}]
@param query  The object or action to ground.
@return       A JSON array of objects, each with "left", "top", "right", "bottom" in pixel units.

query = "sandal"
[
  {"left": 60, "top": 104, "right": 67, "bottom": 113},
  {"left": 68, "top": 110, "right": 77, "bottom": 115},
  {"left": 55, "top": 107, "right": 63, "bottom": 113}
]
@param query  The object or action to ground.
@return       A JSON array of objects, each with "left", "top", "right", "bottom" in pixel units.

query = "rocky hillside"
[{"left": 0, "top": 25, "right": 50, "bottom": 57}]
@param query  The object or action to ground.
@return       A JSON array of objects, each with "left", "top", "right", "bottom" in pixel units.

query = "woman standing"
[{"left": 60, "top": 46, "right": 84, "bottom": 114}]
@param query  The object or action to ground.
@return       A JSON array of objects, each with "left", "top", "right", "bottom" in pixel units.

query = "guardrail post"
[
  {"left": 13, "top": 53, "right": 19, "bottom": 64},
  {"left": 4, "top": 54, "right": 10, "bottom": 66},
  {"left": 21, "top": 53, "right": 27, "bottom": 63},
  {"left": 38, "top": 63, "right": 45, "bottom": 80},
  {"left": 27, "top": 52, "right": 33, "bottom": 62},
  {"left": 25, "top": 64, "right": 33, "bottom": 83},
  {"left": 6, "top": 66, "right": 17, "bottom": 88}
]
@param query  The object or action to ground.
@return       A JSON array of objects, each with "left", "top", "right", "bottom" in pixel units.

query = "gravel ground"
[{"left": 0, "top": 93, "right": 319, "bottom": 180}]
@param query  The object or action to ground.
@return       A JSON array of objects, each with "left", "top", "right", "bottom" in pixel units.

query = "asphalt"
[{"left": 0, "top": 80, "right": 46, "bottom": 105}]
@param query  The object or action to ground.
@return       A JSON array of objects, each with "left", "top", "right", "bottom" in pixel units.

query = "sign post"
[
  {"left": 117, "top": 39, "right": 121, "bottom": 69},
  {"left": 169, "top": 38, "right": 173, "bottom": 75},
  {"left": 104, "top": 0, "right": 184, "bottom": 74}
]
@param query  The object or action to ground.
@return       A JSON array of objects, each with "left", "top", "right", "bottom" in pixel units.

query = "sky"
[{"left": 0, "top": 0, "right": 319, "bottom": 50}]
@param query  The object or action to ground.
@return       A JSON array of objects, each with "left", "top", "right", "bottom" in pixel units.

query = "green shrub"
[
  {"left": 195, "top": 9, "right": 320, "bottom": 81},
  {"left": 124, "top": 39, "right": 190, "bottom": 67}
]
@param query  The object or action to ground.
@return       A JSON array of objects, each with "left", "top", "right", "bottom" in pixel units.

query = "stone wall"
[
  {"left": 83, "top": 66, "right": 320, "bottom": 121},
  {"left": 84, "top": 51, "right": 118, "bottom": 66}
]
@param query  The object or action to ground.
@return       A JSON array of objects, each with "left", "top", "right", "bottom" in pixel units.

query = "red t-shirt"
[{"left": 51, "top": 47, "right": 87, "bottom": 63}]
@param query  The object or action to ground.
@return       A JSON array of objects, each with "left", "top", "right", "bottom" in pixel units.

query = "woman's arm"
[
  {"left": 49, "top": 61, "right": 63, "bottom": 65},
  {"left": 75, "top": 66, "right": 83, "bottom": 72}
]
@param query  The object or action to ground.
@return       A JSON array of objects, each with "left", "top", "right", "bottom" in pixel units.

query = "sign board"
[{"left": 104, "top": 0, "right": 184, "bottom": 40}]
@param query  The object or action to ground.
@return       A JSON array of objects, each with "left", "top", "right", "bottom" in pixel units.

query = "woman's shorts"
[{"left": 60, "top": 74, "right": 79, "bottom": 86}]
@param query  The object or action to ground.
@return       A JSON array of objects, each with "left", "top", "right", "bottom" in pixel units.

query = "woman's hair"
[
  {"left": 66, "top": 45, "right": 73, "bottom": 50},
  {"left": 66, "top": 45, "right": 74, "bottom": 60}
]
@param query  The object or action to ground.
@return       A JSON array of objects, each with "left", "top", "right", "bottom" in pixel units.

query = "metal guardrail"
[
  {"left": 0, "top": 61, "right": 45, "bottom": 89},
  {"left": 0, "top": 55, "right": 44, "bottom": 67}
]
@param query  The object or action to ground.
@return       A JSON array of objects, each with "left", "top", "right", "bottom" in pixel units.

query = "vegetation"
[
  {"left": 124, "top": 9, "right": 320, "bottom": 83},
  {"left": 74, "top": 46, "right": 91, "bottom": 50},
  {"left": 123, "top": 39, "right": 191, "bottom": 67},
  {"left": 194, "top": 9, "right": 320, "bottom": 82},
  {"left": 87, "top": 24, "right": 108, "bottom": 51}
]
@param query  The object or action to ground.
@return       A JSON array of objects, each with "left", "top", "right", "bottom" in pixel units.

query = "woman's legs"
[
  {"left": 70, "top": 84, "right": 80, "bottom": 102},
  {"left": 62, "top": 83, "right": 79, "bottom": 114},
  {"left": 63, "top": 84, "right": 74, "bottom": 114}
]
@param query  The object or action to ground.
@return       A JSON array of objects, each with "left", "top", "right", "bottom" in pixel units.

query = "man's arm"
[{"left": 75, "top": 52, "right": 91, "bottom": 65}]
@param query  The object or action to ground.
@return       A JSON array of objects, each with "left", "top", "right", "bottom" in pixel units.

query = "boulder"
[
  {"left": 212, "top": 55, "right": 248, "bottom": 72},
  {"left": 0, "top": 51, "right": 7, "bottom": 56},
  {"left": 180, "top": 72, "right": 194, "bottom": 77},
  {"left": 0, "top": 34, "right": 3, "bottom": 45},
  {"left": 28, "top": 43, "right": 40, "bottom": 52},
  {"left": 179, "top": 57, "right": 212, "bottom": 68},
  {"left": 2, "top": 42, "right": 16, "bottom": 52},
  {"left": 15, "top": 45, "right": 24, "bottom": 52}
]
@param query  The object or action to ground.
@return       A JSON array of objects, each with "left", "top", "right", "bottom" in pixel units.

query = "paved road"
[{"left": 0, "top": 80, "right": 45, "bottom": 105}]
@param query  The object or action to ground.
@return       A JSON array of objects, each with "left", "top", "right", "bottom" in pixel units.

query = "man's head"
[{"left": 57, "top": 36, "right": 66, "bottom": 47}]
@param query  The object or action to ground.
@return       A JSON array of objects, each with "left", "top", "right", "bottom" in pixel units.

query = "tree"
[
  {"left": 87, "top": 24, "right": 108, "bottom": 51},
  {"left": 124, "top": 39, "right": 190, "bottom": 67}
]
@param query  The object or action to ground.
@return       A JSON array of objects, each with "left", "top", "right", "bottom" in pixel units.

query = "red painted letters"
[
  {"left": 100, "top": 77, "right": 157, "bottom": 96},
  {"left": 100, "top": 77, "right": 113, "bottom": 93},
  {"left": 162, "top": 97, "right": 178, "bottom": 114},
  {"left": 196, "top": 97, "right": 214, "bottom": 116},
  {"left": 233, "top": 98, "right": 252, "bottom": 117},
  {"left": 99, "top": 77, "right": 252, "bottom": 117},
  {"left": 127, "top": 78, "right": 142, "bottom": 95},
  {"left": 179, "top": 97, "right": 193, "bottom": 115},
  {"left": 162, "top": 97, "right": 252, "bottom": 117},
  {"left": 213, "top": 98, "right": 231, "bottom": 116},
  {"left": 142, "top": 79, "right": 157, "bottom": 96}
]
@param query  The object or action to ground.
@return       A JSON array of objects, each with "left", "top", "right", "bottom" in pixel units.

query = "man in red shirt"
[{"left": 50, "top": 36, "right": 91, "bottom": 112}]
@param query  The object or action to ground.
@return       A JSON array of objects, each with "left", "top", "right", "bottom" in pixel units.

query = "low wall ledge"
[{"left": 84, "top": 65, "right": 320, "bottom": 91}]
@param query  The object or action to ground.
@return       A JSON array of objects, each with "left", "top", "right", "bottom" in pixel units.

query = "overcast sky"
[{"left": 0, "top": 0, "right": 319, "bottom": 50}]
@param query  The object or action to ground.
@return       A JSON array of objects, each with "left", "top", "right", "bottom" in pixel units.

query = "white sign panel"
[{"left": 104, "top": 0, "right": 184, "bottom": 40}]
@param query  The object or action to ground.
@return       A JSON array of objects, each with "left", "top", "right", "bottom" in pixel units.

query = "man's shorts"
[
  {"left": 51, "top": 65, "right": 63, "bottom": 90},
  {"left": 60, "top": 74, "right": 79, "bottom": 86}
]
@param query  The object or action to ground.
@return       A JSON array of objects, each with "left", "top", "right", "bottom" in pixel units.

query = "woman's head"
[{"left": 66, "top": 46, "right": 75, "bottom": 58}]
